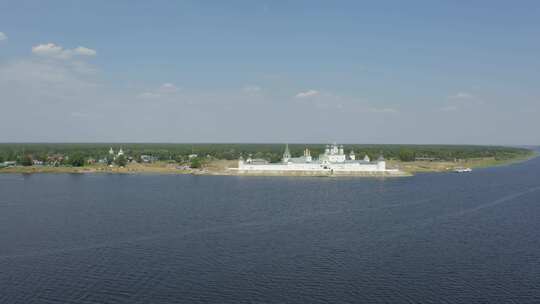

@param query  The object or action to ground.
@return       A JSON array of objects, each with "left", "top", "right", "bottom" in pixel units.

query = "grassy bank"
[{"left": 388, "top": 150, "right": 537, "bottom": 173}]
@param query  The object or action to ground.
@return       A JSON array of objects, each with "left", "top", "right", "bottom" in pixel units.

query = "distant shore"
[
  {"left": 388, "top": 151, "right": 538, "bottom": 174},
  {"left": 1, "top": 151, "right": 536, "bottom": 176}
]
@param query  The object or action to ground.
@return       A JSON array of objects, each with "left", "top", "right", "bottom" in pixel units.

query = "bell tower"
[{"left": 282, "top": 144, "right": 291, "bottom": 163}]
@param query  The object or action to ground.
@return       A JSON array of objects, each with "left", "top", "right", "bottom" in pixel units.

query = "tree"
[
  {"left": 398, "top": 149, "right": 416, "bottom": 162},
  {"left": 0, "top": 155, "right": 4, "bottom": 163},
  {"left": 115, "top": 154, "right": 127, "bottom": 167},
  {"left": 269, "top": 154, "right": 282, "bottom": 163},
  {"left": 190, "top": 158, "right": 202, "bottom": 169},
  {"left": 21, "top": 155, "right": 33, "bottom": 166},
  {"left": 69, "top": 153, "right": 86, "bottom": 167}
]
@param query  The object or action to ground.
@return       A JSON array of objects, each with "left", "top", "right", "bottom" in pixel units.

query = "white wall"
[{"left": 239, "top": 160, "right": 387, "bottom": 172}]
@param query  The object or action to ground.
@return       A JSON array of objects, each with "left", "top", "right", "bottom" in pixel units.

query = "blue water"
[{"left": 1, "top": 153, "right": 540, "bottom": 303}]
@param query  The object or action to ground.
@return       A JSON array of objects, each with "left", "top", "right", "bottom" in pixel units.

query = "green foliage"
[
  {"left": 20, "top": 155, "right": 33, "bottom": 166},
  {"left": 190, "top": 158, "right": 202, "bottom": 169},
  {"left": 0, "top": 155, "right": 4, "bottom": 163},
  {"left": 0, "top": 143, "right": 532, "bottom": 166},
  {"left": 398, "top": 148, "right": 416, "bottom": 162},
  {"left": 269, "top": 154, "right": 282, "bottom": 163},
  {"left": 69, "top": 153, "right": 86, "bottom": 167},
  {"left": 115, "top": 155, "right": 127, "bottom": 167}
]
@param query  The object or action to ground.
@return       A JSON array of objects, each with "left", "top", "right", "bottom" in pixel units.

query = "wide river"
[{"left": 1, "top": 151, "right": 540, "bottom": 303}]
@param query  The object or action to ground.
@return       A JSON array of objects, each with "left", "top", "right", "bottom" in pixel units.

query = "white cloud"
[
  {"left": 0, "top": 32, "right": 7, "bottom": 41},
  {"left": 158, "top": 82, "right": 179, "bottom": 93},
  {"left": 295, "top": 89, "right": 319, "bottom": 99},
  {"left": 32, "top": 43, "right": 65, "bottom": 57},
  {"left": 73, "top": 46, "right": 97, "bottom": 56},
  {"left": 32, "top": 43, "right": 97, "bottom": 59}
]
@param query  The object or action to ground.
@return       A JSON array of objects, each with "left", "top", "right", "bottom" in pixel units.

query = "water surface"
[{"left": 1, "top": 154, "right": 540, "bottom": 303}]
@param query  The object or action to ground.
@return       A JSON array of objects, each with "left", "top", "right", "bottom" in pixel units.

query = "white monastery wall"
[{"left": 238, "top": 144, "right": 389, "bottom": 173}]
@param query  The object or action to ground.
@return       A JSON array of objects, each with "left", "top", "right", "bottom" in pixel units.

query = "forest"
[{"left": 0, "top": 143, "right": 533, "bottom": 166}]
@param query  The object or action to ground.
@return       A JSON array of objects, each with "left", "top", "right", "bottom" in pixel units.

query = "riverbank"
[
  {"left": 388, "top": 150, "right": 538, "bottom": 173},
  {"left": 0, "top": 162, "right": 192, "bottom": 175},
  {"left": 1, "top": 151, "right": 536, "bottom": 176}
]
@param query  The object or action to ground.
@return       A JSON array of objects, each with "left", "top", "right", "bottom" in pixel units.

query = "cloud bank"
[
  {"left": 32, "top": 43, "right": 97, "bottom": 59},
  {"left": 295, "top": 89, "right": 319, "bottom": 98}
]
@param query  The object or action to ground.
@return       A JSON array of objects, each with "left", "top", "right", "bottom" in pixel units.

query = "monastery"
[{"left": 238, "top": 143, "right": 392, "bottom": 173}]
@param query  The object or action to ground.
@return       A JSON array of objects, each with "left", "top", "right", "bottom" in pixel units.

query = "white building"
[
  {"left": 108, "top": 147, "right": 125, "bottom": 160},
  {"left": 238, "top": 143, "right": 390, "bottom": 173}
]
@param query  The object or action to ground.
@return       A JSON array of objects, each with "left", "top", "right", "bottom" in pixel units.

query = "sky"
[{"left": 0, "top": 0, "right": 539, "bottom": 144}]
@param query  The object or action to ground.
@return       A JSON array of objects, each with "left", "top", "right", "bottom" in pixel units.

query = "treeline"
[{"left": 0, "top": 143, "right": 533, "bottom": 165}]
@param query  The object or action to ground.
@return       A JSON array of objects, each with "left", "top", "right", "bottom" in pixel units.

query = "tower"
[
  {"left": 349, "top": 149, "right": 356, "bottom": 160},
  {"left": 282, "top": 144, "right": 291, "bottom": 163},
  {"left": 304, "top": 148, "right": 312, "bottom": 162},
  {"left": 332, "top": 143, "right": 338, "bottom": 154},
  {"left": 377, "top": 154, "right": 386, "bottom": 171},
  {"left": 238, "top": 154, "right": 244, "bottom": 169}
]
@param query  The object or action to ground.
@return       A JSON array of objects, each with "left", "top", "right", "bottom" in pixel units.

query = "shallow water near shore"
[{"left": 1, "top": 150, "right": 540, "bottom": 303}]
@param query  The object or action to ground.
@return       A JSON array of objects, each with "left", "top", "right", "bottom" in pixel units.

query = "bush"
[
  {"left": 398, "top": 149, "right": 415, "bottom": 162},
  {"left": 69, "top": 153, "right": 86, "bottom": 167},
  {"left": 21, "top": 155, "right": 33, "bottom": 166},
  {"left": 115, "top": 155, "right": 127, "bottom": 167},
  {"left": 190, "top": 158, "right": 202, "bottom": 169}
]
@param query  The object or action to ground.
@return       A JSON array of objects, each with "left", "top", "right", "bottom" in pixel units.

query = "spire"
[{"left": 283, "top": 144, "right": 291, "bottom": 162}]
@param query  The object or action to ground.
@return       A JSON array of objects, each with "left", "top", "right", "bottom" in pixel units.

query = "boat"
[{"left": 454, "top": 167, "right": 472, "bottom": 173}]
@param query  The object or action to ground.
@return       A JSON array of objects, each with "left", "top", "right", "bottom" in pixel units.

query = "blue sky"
[{"left": 1, "top": 1, "right": 539, "bottom": 144}]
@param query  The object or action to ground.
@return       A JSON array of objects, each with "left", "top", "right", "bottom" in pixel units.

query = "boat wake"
[{"left": 450, "top": 185, "right": 540, "bottom": 218}]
